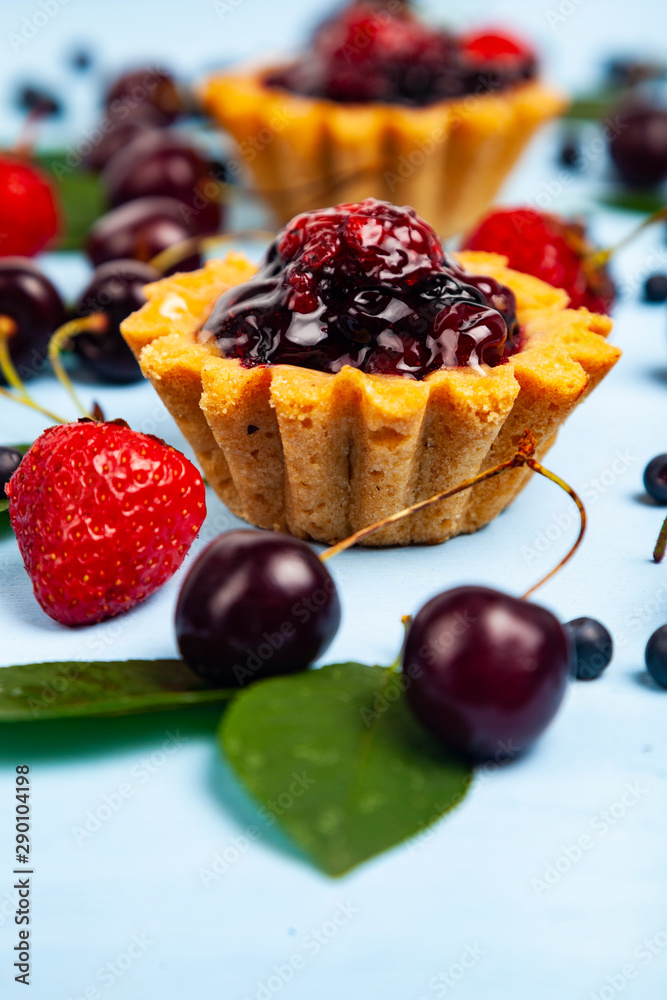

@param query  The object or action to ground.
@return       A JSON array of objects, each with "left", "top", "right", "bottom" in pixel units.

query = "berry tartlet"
[
  {"left": 203, "top": 2, "right": 565, "bottom": 238},
  {"left": 121, "top": 199, "right": 619, "bottom": 545}
]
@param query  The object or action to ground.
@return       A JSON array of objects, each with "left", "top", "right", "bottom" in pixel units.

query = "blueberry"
[
  {"left": 643, "top": 274, "right": 667, "bottom": 303},
  {"left": 559, "top": 140, "right": 580, "bottom": 169},
  {"left": 645, "top": 624, "right": 667, "bottom": 689},
  {"left": 643, "top": 454, "right": 667, "bottom": 503},
  {"left": 566, "top": 617, "right": 613, "bottom": 680}
]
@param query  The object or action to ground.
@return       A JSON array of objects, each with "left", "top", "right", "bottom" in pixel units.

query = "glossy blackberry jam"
[
  {"left": 200, "top": 199, "right": 520, "bottom": 379},
  {"left": 264, "top": 3, "right": 536, "bottom": 107}
]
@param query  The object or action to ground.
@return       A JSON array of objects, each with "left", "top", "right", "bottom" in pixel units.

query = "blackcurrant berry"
[
  {"left": 645, "top": 624, "right": 667, "bottom": 689},
  {"left": 85, "top": 197, "right": 200, "bottom": 273},
  {"left": 643, "top": 454, "right": 667, "bottom": 504},
  {"left": 403, "top": 586, "right": 570, "bottom": 762},
  {"left": 643, "top": 274, "right": 667, "bottom": 303},
  {"left": 175, "top": 530, "right": 341, "bottom": 687},
  {"left": 559, "top": 140, "right": 580, "bottom": 169},
  {"left": 74, "top": 259, "right": 159, "bottom": 383},
  {"left": 69, "top": 47, "right": 93, "bottom": 72},
  {"left": 102, "top": 131, "right": 223, "bottom": 235},
  {"left": 0, "top": 258, "right": 65, "bottom": 382},
  {"left": 16, "top": 84, "right": 62, "bottom": 117},
  {"left": 0, "top": 447, "right": 23, "bottom": 490},
  {"left": 566, "top": 617, "right": 613, "bottom": 680}
]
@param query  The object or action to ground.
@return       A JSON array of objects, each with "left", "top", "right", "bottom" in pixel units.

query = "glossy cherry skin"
[
  {"left": 0, "top": 447, "right": 23, "bottom": 491},
  {"left": 610, "top": 104, "right": 667, "bottom": 187},
  {"left": 566, "top": 617, "right": 613, "bottom": 680},
  {"left": 85, "top": 197, "right": 201, "bottom": 273},
  {"left": 102, "top": 131, "right": 223, "bottom": 235},
  {"left": 83, "top": 103, "right": 167, "bottom": 173},
  {"left": 105, "top": 68, "right": 183, "bottom": 122},
  {"left": 0, "top": 258, "right": 65, "bottom": 382},
  {"left": 403, "top": 586, "right": 571, "bottom": 762},
  {"left": 74, "top": 259, "right": 159, "bottom": 383},
  {"left": 175, "top": 530, "right": 341, "bottom": 687}
]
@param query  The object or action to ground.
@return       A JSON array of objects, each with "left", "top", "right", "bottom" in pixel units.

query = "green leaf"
[
  {"left": 221, "top": 662, "right": 472, "bottom": 876},
  {"left": 0, "top": 660, "right": 233, "bottom": 722},
  {"left": 600, "top": 189, "right": 667, "bottom": 214},
  {"left": 36, "top": 154, "right": 107, "bottom": 251}
]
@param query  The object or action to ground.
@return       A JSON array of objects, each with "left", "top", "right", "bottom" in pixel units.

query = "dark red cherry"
[
  {"left": 73, "top": 259, "right": 159, "bottom": 383},
  {"left": 83, "top": 103, "right": 167, "bottom": 173},
  {"left": 102, "top": 131, "right": 223, "bottom": 235},
  {"left": 175, "top": 530, "right": 341, "bottom": 687},
  {"left": 85, "top": 197, "right": 201, "bottom": 273},
  {"left": 0, "top": 258, "right": 65, "bottom": 382},
  {"left": 104, "top": 68, "right": 184, "bottom": 123},
  {"left": 610, "top": 103, "right": 667, "bottom": 187},
  {"left": 0, "top": 447, "right": 23, "bottom": 490},
  {"left": 403, "top": 586, "right": 571, "bottom": 762}
]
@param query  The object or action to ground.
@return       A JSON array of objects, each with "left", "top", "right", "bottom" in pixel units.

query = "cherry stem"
[
  {"left": 588, "top": 205, "right": 667, "bottom": 268},
  {"left": 148, "top": 229, "right": 277, "bottom": 276},
  {"left": 321, "top": 430, "right": 586, "bottom": 601},
  {"left": 0, "top": 315, "right": 67, "bottom": 424},
  {"left": 520, "top": 458, "right": 586, "bottom": 599},
  {"left": 48, "top": 314, "right": 109, "bottom": 420},
  {"left": 12, "top": 108, "right": 44, "bottom": 160},
  {"left": 653, "top": 514, "right": 667, "bottom": 564}
]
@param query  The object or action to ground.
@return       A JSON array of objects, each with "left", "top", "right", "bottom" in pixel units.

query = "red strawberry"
[
  {"left": 6, "top": 420, "right": 206, "bottom": 626},
  {"left": 462, "top": 208, "right": 616, "bottom": 314},
  {"left": 0, "top": 155, "right": 60, "bottom": 257},
  {"left": 460, "top": 30, "right": 535, "bottom": 65}
]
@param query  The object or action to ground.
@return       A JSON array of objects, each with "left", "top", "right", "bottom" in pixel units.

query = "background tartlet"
[{"left": 204, "top": 3, "right": 566, "bottom": 238}]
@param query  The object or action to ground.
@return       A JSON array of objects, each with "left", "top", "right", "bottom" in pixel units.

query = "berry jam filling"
[
  {"left": 200, "top": 199, "right": 520, "bottom": 379},
  {"left": 264, "top": 3, "right": 536, "bottom": 107}
]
